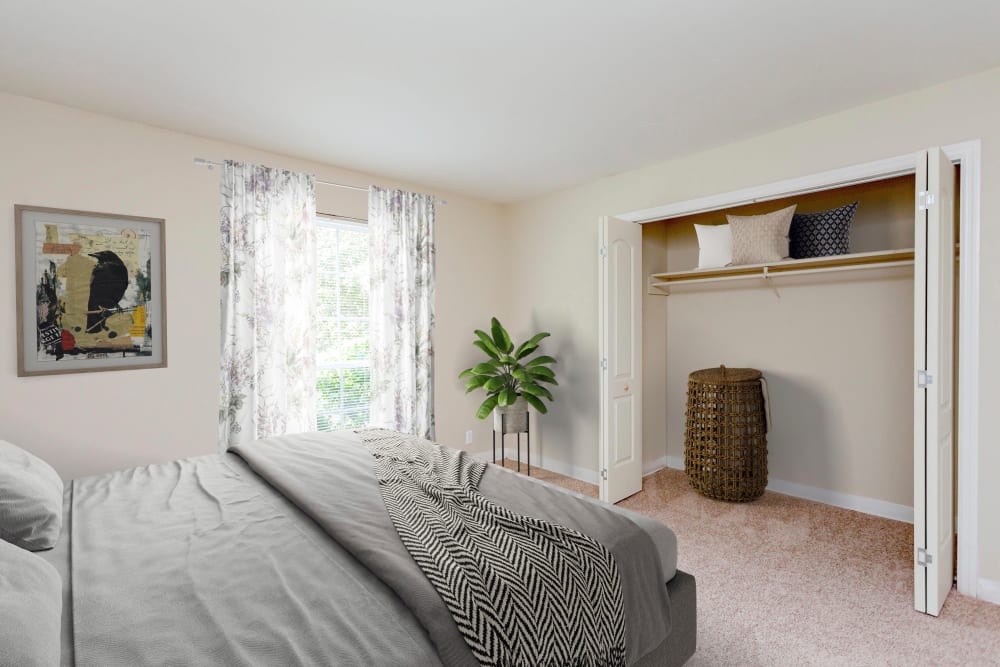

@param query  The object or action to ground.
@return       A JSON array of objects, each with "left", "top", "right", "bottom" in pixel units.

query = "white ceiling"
[{"left": 2, "top": 1, "right": 999, "bottom": 202}]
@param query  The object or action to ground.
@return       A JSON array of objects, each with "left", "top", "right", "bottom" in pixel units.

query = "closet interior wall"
[{"left": 640, "top": 174, "right": 950, "bottom": 512}]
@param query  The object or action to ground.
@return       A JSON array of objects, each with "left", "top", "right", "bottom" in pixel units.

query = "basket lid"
[{"left": 689, "top": 365, "right": 762, "bottom": 383}]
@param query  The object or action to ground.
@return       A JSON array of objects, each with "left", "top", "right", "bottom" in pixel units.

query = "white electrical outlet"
[{"left": 465, "top": 430, "right": 473, "bottom": 445}]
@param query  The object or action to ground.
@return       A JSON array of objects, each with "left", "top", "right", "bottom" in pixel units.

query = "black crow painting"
[{"left": 86, "top": 251, "right": 129, "bottom": 333}]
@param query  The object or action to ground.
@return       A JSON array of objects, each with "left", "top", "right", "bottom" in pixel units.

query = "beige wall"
[
  {"left": 504, "top": 66, "right": 1000, "bottom": 583},
  {"left": 0, "top": 92, "right": 507, "bottom": 480}
]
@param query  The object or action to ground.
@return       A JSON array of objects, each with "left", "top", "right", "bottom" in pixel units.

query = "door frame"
[{"left": 606, "top": 140, "right": 981, "bottom": 599}]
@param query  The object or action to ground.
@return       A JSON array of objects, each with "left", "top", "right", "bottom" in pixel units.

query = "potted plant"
[{"left": 459, "top": 317, "right": 558, "bottom": 433}]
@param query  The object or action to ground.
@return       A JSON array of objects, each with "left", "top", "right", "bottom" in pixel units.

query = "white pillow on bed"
[
  {"left": 693, "top": 223, "right": 732, "bottom": 269},
  {"left": 0, "top": 538, "right": 62, "bottom": 667},
  {"left": 0, "top": 440, "right": 64, "bottom": 551}
]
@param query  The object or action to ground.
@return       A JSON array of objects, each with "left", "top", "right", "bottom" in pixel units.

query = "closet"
[
  {"left": 598, "top": 145, "right": 977, "bottom": 617},
  {"left": 645, "top": 173, "right": 920, "bottom": 293}
]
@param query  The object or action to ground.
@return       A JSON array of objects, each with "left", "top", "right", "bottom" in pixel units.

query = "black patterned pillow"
[{"left": 789, "top": 202, "right": 858, "bottom": 259}]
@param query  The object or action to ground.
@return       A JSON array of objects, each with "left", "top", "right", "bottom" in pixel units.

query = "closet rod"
[
  {"left": 193, "top": 158, "right": 447, "bottom": 204},
  {"left": 648, "top": 260, "right": 914, "bottom": 295}
]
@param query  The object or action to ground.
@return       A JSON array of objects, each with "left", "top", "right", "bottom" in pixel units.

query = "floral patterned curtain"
[
  {"left": 368, "top": 186, "right": 436, "bottom": 440},
  {"left": 219, "top": 161, "right": 317, "bottom": 449}
]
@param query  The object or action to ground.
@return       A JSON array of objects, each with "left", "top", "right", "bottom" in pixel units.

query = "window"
[{"left": 315, "top": 215, "right": 370, "bottom": 430}]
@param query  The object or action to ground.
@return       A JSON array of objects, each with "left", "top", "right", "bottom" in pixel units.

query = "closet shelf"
[{"left": 648, "top": 248, "right": 915, "bottom": 295}]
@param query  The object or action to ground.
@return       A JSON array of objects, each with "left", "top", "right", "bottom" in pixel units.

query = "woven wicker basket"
[{"left": 684, "top": 365, "right": 768, "bottom": 502}]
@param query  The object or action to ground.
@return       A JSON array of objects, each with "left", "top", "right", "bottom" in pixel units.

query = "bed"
[{"left": 28, "top": 430, "right": 696, "bottom": 666}]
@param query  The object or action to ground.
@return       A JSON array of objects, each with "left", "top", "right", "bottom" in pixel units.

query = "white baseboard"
[
  {"left": 536, "top": 458, "right": 600, "bottom": 485},
  {"left": 764, "top": 478, "right": 913, "bottom": 523},
  {"left": 652, "top": 454, "right": 913, "bottom": 523},
  {"left": 642, "top": 455, "right": 682, "bottom": 476},
  {"left": 979, "top": 578, "right": 1000, "bottom": 606},
  {"left": 642, "top": 456, "right": 667, "bottom": 476},
  {"left": 476, "top": 447, "right": 600, "bottom": 485}
]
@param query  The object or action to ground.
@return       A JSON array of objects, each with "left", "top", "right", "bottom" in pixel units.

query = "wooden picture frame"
[{"left": 15, "top": 205, "right": 167, "bottom": 376}]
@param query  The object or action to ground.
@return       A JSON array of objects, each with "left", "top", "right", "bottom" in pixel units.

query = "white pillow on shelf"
[{"left": 694, "top": 223, "right": 732, "bottom": 269}]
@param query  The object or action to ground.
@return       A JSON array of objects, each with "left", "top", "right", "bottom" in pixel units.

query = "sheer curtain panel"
[
  {"left": 368, "top": 186, "right": 436, "bottom": 440},
  {"left": 219, "top": 161, "right": 317, "bottom": 449}
]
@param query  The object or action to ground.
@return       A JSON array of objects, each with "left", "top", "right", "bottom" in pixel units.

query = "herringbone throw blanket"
[{"left": 358, "top": 429, "right": 627, "bottom": 667}]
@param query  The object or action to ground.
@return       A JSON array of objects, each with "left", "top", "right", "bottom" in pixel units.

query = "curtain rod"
[{"left": 193, "top": 158, "right": 447, "bottom": 204}]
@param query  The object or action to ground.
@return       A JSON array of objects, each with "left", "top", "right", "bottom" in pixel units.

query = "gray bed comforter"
[
  {"left": 68, "top": 431, "right": 672, "bottom": 666},
  {"left": 70, "top": 453, "right": 442, "bottom": 667},
  {"left": 232, "top": 432, "right": 671, "bottom": 665}
]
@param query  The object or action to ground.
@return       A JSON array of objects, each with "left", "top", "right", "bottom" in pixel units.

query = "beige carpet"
[{"left": 509, "top": 463, "right": 1000, "bottom": 666}]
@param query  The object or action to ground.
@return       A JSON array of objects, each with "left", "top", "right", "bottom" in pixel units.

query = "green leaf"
[
  {"left": 525, "top": 332, "right": 550, "bottom": 347},
  {"left": 531, "top": 373, "right": 558, "bottom": 386},
  {"left": 511, "top": 367, "right": 530, "bottom": 382},
  {"left": 465, "top": 375, "right": 489, "bottom": 393},
  {"left": 522, "top": 393, "right": 548, "bottom": 414},
  {"left": 484, "top": 376, "right": 506, "bottom": 392},
  {"left": 472, "top": 340, "right": 500, "bottom": 361},
  {"left": 475, "top": 396, "right": 499, "bottom": 420},
  {"left": 514, "top": 342, "right": 538, "bottom": 360},
  {"left": 491, "top": 317, "right": 513, "bottom": 353},
  {"left": 525, "top": 355, "right": 557, "bottom": 367},
  {"left": 473, "top": 330, "right": 501, "bottom": 359},
  {"left": 529, "top": 366, "right": 556, "bottom": 380},
  {"left": 472, "top": 362, "right": 498, "bottom": 376},
  {"left": 519, "top": 381, "right": 553, "bottom": 401},
  {"left": 498, "top": 388, "right": 517, "bottom": 407},
  {"left": 514, "top": 333, "right": 550, "bottom": 360},
  {"left": 458, "top": 367, "right": 475, "bottom": 379}
]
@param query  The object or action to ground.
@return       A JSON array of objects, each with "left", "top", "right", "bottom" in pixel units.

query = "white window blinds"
[{"left": 316, "top": 216, "right": 370, "bottom": 430}]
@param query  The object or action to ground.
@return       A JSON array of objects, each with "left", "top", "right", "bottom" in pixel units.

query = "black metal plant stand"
[{"left": 492, "top": 411, "right": 530, "bottom": 476}]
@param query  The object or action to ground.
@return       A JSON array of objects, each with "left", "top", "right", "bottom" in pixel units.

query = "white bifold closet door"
[
  {"left": 913, "top": 147, "right": 956, "bottom": 616},
  {"left": 598, "top": 216, "right": 643, "bottom": 503}
]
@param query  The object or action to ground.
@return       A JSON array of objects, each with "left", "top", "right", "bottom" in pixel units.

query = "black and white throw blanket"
[{"left": 358, "top": 428, "right": 627, "bottom": 667}]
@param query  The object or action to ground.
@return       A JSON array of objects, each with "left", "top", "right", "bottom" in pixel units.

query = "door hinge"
[
  {"left": 599, "top": 244, "right": 608, "bottom": 258},
  {"left": 600, "top": 357, "right": 608, "bottom": 370},
  {"left": 918, "top": 191, "right": 936, "bottom": 210},
  {"left": 917, "top": 547, "right": 933, "bottom": 567},
  {"left": 917, "top": 369, "right": 934, "bottom": 388},
  {"left": 600, "top": 468, "right": 608, "bottom": 480}
]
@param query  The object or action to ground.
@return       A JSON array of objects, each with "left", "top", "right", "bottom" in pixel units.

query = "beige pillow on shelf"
[{"left": 727, "top": 205, "right": 797, "bottom": 265}]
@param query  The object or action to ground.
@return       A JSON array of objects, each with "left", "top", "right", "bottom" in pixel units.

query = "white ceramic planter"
[{"left": 493, "top": 397, "right": 529, "bottom": 434}]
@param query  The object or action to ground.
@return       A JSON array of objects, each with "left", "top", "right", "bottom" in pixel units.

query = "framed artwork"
[{"left": 15, "top": 206, "right": 167, "bottom": 376}]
